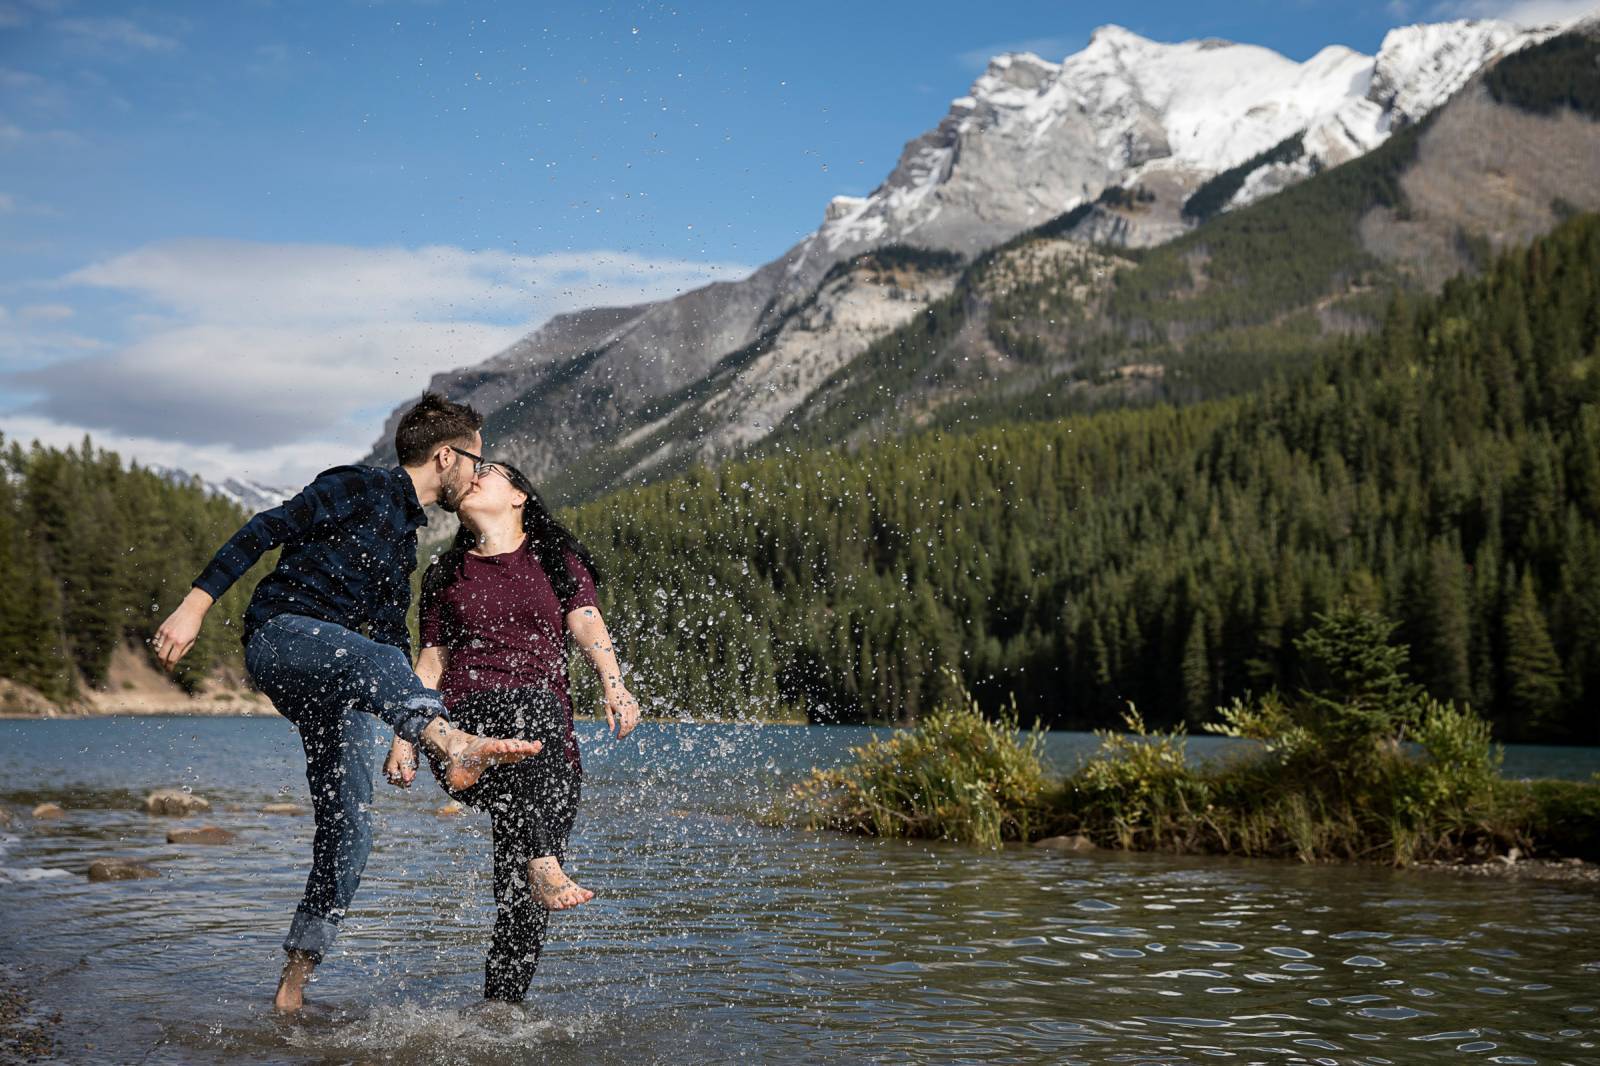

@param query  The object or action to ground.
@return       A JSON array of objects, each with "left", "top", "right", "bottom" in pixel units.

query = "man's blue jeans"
[{"left": 244, "top": 613, "right": 448, "bottom": 963}]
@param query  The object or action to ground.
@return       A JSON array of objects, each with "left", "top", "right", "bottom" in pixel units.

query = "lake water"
[{"left": 3, "top": 717, "right": 1598, "bottom": 1065}]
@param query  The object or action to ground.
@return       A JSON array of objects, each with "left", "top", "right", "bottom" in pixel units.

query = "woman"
[{"left": 384, "top": 460, "right": 640, "bottom": 1003}]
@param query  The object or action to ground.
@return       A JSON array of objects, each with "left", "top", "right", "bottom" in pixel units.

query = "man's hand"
[
  {"left": 152, "top": 588, "right": 214, "bottom": 671},
  {"left": 605, "top": 686, "right": 641, "bottom": 739},
  {"left": 384, "top": 738, "right": 418, "bottom": 787}
]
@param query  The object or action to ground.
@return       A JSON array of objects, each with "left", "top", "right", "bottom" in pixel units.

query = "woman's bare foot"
[
  {"left": 529, "top": 855, "right": 594, "bottom": 911},
  {"left": 274, "top": 950, "right": 315, "bottom": 1013}
]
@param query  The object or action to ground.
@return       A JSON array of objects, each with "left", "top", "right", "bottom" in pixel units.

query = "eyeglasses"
[
  {"left": 478, "top": 463, "right": 513, "bottom": 484},
  {"left": 449, "top": 445, "right": 489, "bottom": 475}
]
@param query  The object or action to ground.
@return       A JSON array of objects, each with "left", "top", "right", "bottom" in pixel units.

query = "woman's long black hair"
[{"left": 426, "top": 461, "right": 601, "bottom": 601}]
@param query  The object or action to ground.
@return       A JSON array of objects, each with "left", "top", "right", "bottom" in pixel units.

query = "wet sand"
[{"left": 0, "top": 969, "right": 60, "bottom": 1062}]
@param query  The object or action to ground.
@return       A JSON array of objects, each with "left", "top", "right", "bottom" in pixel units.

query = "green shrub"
[
  {"left": 1509, "top": 777, "right": 1600, "bottom": 860},
  {"left": 1059, "top": 705, "right": 1211, "bottom": 850},
  {"left": 1048, "top": 611, "right": 1530, "bottom": 863},
  {"left": 790, "top": 668, "right": 1048, "bottom": 848},
  {"left": 791, "top": 620, "right": 1594, "bottom": 866}
]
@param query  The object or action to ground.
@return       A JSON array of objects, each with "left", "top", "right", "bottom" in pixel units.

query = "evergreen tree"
[{"left": 1503, "top": 570, "right": 1563, "bottom": 736}]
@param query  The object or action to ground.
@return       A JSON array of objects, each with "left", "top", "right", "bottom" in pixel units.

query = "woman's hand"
[
  {"left": 384, "top": 738, "right": 418, "bottom": 787},
  {"left": 568, "top": 605, "right": 639, "bottom": 738},
  {"left": 605, "top": 686, "right": 640, "bottom": 739}
]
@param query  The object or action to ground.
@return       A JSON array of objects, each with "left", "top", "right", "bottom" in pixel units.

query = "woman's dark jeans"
[
  {"left": 439, "top": 686, "right": 582, "bottom": 1002},
  {"left": 244, "top": 613, "right": 448, "bottom": 963}
]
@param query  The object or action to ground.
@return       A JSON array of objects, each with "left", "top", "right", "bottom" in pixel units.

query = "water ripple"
[{"left": 4, "top": 718, "right": 1599, "bottom": 1065}]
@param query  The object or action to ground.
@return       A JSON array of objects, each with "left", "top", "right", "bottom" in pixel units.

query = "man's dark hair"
[{"left": 394, "top": 392, "right": 483, "bottom": 466}]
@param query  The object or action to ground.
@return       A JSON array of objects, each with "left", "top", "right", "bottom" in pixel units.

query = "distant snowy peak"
[
  {"left": 210, "top": 477, "right": 292, "bottom": 514},
  {"left": 1370, "top": 20, "right": 1544, "bottom": 120},
  {"left": 147, "top": 465, "right": 290, "bottom": 514},
  {"left": 800, "top": 17, "right": 1552, "bottom": 271}
]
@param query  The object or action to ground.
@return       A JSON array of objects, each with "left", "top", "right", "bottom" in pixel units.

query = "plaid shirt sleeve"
[
  {"left": 418, "top": 563, "right": 445, "bottom": 649},
  {"left": 191, "top": 466, "right": 371, "bottom": 601},
  {"left": 368, "top": 593, "right": 413, "bottom": 657}
]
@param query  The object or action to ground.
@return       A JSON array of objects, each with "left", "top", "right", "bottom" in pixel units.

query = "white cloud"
[
  {"left": 1430, "top": 0, "right": 1600, "bottom": 24},
  {"left": 66, "top": 239, "right": 746, "bottom": 326},
  {"left": 0, "top": 0, "right": 60, "bottom": 30},
  {"left": 16, "top": 302, "right": 71, "bottom": 320},
  {"left": 0, "top": 311, "right": 105, "bottom": 366},
  {"left": 0, "top": 67, "right": 45, "bottom": 90},
  {"left": 57, "top": 17, "right": 179, "bottom": 54},
  {"left": 4, "top": 239, "right": 750, "bottom": 482},
  {"left": 0, "top": 119, "right": 84, "bottom": 149},
  {"left": 0, "top": 411, "right": 354, "bottom": 487},
  {"left": 18, "top": 318, "right": 532, "bottom": 447}
]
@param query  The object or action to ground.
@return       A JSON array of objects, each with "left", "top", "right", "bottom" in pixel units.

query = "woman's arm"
[
  {"left": 414, "top": 644, "right": 448, "bottom": 690},
  {"left": 567, "top": 605, "right": 640, "bottom": 738},
  {"left": 384, "top": 646, "right": 449, "bottom": 787}
]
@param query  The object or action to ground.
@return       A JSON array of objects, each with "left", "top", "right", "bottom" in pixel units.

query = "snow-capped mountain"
[
  {"left": 371, "top": 16, "right": 1567, "bottom": 493},
  {"left": 797, "top": 19, "right": 1549, "bottom": 269},
  {"left": 147, "top": 465, "right": 291, "bottom": 514}
]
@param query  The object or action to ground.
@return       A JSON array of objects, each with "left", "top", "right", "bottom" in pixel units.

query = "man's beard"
[{"left": 437, "top": 471, "right": 468, "bottom": 513}]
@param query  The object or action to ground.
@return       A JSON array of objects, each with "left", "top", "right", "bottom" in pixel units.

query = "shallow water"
[{"left": 3, "top": 718, "right": 1598, "bottom": 1065}]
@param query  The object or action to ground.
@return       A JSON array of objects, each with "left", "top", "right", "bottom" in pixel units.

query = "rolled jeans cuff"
[
  {"left": 392, "top": 695, "right": 448, "bottom": 744},
  {"left": 284, "top": 907, "right": 340, "bottom": 963}
]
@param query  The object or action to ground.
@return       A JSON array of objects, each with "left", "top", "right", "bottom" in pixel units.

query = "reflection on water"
[{"left": 3, "top": 718, "right": 1598, "bottom": 1064}]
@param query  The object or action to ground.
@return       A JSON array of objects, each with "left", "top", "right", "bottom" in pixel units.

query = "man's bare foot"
[
  {"left": 274, "top": 950, "right": 315, "bottom": 1013},
  {"left": 529, "top": 855, "right": 594, "bottom": 911},
  {"left": 443, "top": 735, "right": 543, "bottom": 792}
]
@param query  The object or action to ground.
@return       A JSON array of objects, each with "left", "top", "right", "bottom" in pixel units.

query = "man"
[{"left": 153, "top": 392, "right": 541, "bottom": 1012}]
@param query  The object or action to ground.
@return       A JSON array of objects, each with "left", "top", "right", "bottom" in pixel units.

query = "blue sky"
[{"left": 0, "top": 0, "right": 1585, "bottom": 484}]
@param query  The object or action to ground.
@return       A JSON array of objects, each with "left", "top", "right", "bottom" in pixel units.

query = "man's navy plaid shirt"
[{"left": 193, "top": 464, "right": 428, "bottom": 654}]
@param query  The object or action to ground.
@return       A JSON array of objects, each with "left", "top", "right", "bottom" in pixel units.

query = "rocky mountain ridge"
[{"left": 371, "top": 17, "right": 1572, "bottom": 501}]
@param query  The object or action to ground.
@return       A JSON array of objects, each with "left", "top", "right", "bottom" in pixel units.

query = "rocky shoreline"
[
  {"left": 0, "top": 696, "right": 279, "bottom": 720},
  {"left": 9, "top": 791, "right": 1597, "bottom": 886},
  {"left": 1409, "top": 855, "right": 1600, "bottom": 883},
  {"left": 0, "top": 969, "right": 59, "bottom": 1063},
  {"left": 0, "top": 674, "right": 278, "bottom": 720},
  {"left": 1028, "top": 834, "right": 1600, "bottom": 885}
]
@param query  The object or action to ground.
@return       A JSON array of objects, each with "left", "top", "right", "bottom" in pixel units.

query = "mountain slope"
[
  {"left": 146, "top": 465, "right": 293, "bottom": 514},
  {"left": 566, "top": 212, "right": 1600, "bottom": 738},
  {"left": 371, "top": 18, "right": 1559, "bottom": 498},
  {"left": 763, "top": 26, "right": 1600, "bottom": 455}
]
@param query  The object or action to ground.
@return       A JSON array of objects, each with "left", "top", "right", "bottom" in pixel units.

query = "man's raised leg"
[
  {"left": 279, "top": 615, "right": 539, "bottom": 790},
  {"left": 244, "top": 613, "right": 540, "bottom": 1010}
]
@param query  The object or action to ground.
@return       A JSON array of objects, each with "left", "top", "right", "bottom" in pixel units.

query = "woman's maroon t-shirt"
[{"left": 419, "top": 544, "right": 598, "bottom": 770}]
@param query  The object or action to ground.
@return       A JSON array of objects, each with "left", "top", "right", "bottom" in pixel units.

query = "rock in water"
[
  {"left": 259, "top": 803, "right": 306, "bottom": 816},
  {"left": 166, "top": 826, "right": 236, "bottom": 845},
  {"left": 144, "top": 789, "right": 210, "bottom": 816},
  {"left": 30, "top": 803, "right": 64, "bottom": 819},
  {"left": 1032, "top": 834, "right": 1098, "bottom": 852},
  {"left": 87, "top": 859, "right": 159, "bottom": 882}
]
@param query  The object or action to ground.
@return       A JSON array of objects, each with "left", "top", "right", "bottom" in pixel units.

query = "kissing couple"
[{"left": 155, "top": 392, "right": 640, "bottom": 1010}]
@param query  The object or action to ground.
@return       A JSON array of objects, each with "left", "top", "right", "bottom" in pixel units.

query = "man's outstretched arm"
[{"left": 153, "top": 468, "right": 359, "bottom": 670}]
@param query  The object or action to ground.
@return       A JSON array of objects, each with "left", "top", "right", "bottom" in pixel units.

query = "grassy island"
[{"left": 792, "top": 606, "right": 1600, "bottom": 865}]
